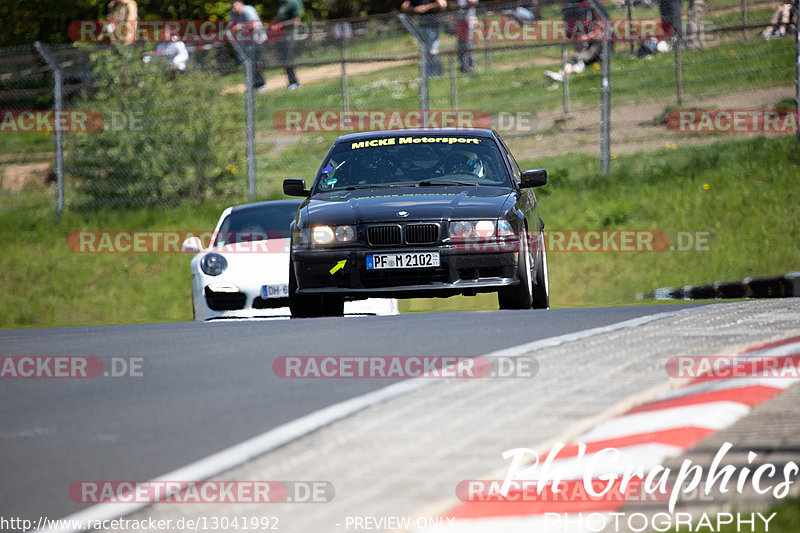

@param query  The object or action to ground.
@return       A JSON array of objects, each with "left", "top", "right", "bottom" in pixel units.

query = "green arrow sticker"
[{"left": 329, "top": 259, "right": 347, "bottom": 275}]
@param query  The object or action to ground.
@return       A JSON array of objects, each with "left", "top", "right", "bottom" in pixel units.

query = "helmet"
[{"left": 441, "top": 151, "right": 485, "bottom": 178}]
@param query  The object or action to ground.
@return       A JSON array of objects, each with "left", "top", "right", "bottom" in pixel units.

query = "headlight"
[
  {"left": 497, "top": 219, "right": 514, "bottom": 237},
  {"left": 335, "top": 225, "right": 356, "bottom": 242},
  {"left": 449, "top": 220, "right": 495, "bottom": 240},
  {"left": 200, "top": 253, "right": 227, "bottom": 276},
  {"left": 312, "top": 225, "right": 356, "bottom": 245},
  {"left": 312, "top": 226, "right": 335, "bottom": 244}
]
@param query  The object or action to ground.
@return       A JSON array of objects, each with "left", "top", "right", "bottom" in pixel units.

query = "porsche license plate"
[
  {"left": 366, "top": 252, "right": 440, "bottom": 270},
  {"left": 261, "top": 284, "right": 289, "bottom": 299}
]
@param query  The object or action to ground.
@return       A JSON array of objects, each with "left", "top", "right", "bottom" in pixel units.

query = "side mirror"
[
  {"left": 520, "top": 169, "right": 548, "bottom": 188},
  {"left": 283, "top": 178, "right": 309, "bottom": 197},
  {"left": 181, "top": 236, "right": 203, "bottom": 254}
]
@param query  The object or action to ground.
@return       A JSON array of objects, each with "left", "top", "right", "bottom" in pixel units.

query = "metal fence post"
[
  {"left": 742, "top": 0, "right": 748, "bottom": 40},
  {"left": 796, "top": 16, "right": 799, "bottom": 141},
  {"left": 341, "top": 36, "right": 349, "bottom": 112},
  {"left": 398, "top": 14, "right": 429, "bottom": 114},
  {"left": 589, "top": 0, "right": 611, "bottom": 175},
  {"left": 600, "top": 40, "right": 611, "bottom": 175},
  {"left": 230, "top": 40, "right": 257, "bottom": 201},
  {"left": 449, "top": 55, "right": 458, "bottom": 110},
  {"left": 675, "top": 41, "right": 683, "bottom": 104},
  {"left": 561, "top": 44, "right": 570, "bottom": 114},
  {"left": 481, "top": 6, "right": 492, "bottom": 69},
  {"left": 34, "top": 42, "right": 64, "bottom": 220},
  {"left": 626, "top": 0, "right": 635, "bottom": 54}
]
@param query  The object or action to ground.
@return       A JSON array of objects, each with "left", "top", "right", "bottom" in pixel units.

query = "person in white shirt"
[{"left": 143, "top": 28, "right": 189, "bottom": 74}]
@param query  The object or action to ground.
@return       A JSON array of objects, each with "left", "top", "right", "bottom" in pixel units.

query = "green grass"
[
  {"left": 2, "top": 135, "right": 797, "bottom": 326},
  {"left": 1, "top": 26, "right": 797, "bottom": 326},
  {"left": 400, "top": 135, "right": 799, "bottom": 313}
]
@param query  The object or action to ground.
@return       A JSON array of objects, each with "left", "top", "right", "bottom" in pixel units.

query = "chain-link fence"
[{"left": 0, "top": 0, "right": 797, "bottom": 216}]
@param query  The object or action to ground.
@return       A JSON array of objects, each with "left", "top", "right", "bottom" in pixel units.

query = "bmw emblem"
[{"left": 397, "top": 211, "right": 409, "bottom": 217}]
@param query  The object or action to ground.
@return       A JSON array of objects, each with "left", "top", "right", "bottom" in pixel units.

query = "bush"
[{"left": 67, "top": 43, "right": 244, "bottom": 208}]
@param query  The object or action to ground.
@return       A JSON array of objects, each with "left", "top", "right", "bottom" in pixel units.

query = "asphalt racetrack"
[{"left": 0, "top": 305, "right": 696, "bottom": 523}]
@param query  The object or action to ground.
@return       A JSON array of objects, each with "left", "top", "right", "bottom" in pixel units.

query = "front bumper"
[{"left": 293, "top": 246, "right": 520, "bottom": 298}]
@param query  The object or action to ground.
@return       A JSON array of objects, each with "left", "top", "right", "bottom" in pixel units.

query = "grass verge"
[{"left": 1, "top": 135, "right": 797, "bottom": 327}]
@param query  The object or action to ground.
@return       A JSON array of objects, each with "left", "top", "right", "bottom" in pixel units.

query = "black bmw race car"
[{"left": 283, "top": 128, "right": 549, "bottom": 318}]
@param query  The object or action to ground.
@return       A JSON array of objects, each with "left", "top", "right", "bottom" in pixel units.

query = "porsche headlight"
[
  {"left": 200, "top": 253, "right": 227, "bottom": 276},
  {"left": 312, "top": 225, "right": 356, "bottom": 244},
  {"left": 449, "top": 220, "right": 495, "bottom": 240}
]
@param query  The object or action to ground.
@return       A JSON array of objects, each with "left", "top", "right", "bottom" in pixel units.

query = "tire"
[
  {"left": 532, "top": 235, "right": 550, "bottom": 309},
  {"left": 321, "top": 295, "right": 345, "bottom": 316},
  {"left": 288, "top": 265, "right": 323, "bottom": 318},
  {"left": 288, "top": 264, "right": 345, "bottom": 318},
  {"left": 498, "top": 227, "right": 533, "bottom": 310}
]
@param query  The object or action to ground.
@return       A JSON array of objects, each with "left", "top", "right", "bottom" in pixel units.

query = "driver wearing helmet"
[{"left": 441, "top": 151, "right": 485, "bottom": 178}]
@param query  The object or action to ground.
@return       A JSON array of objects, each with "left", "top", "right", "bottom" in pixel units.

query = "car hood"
[{"left": 304, "top": 186, "right": 514, "bottom": 225}]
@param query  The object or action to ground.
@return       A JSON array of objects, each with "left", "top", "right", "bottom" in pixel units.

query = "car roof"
[
  {"left": 229, "top": 198, "right": 303, "bottom": 215},
  {"left": 334, "top": 128, "right": 497, "bottom": 144}
]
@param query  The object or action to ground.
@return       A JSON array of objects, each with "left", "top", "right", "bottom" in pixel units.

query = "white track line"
[{"left": 39, "top": 307, "right": 692, "bottom": 533}]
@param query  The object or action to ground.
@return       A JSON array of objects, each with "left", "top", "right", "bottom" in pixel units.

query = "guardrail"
[{"left": 637, "top": 272, "right": 800, "bottom": 300}]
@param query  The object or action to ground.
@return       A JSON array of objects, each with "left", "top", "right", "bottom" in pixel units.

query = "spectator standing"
[
  {"left": 229, "top": 1, "right": 268, "bottom": 92},
  {"left": 105, "top": 0, "right": 138, "bottom": 45},
  {"left": 402, "top": 0, "right": 447, "bottom": 77},
  {"left": 272, "top": 0, "right": 303, "bottom": 89},
  {"left": 659, "top": 0, "right": 683, "bottom": 44},
  {"left": 456, "top": 0, "right": 478, "bottom": 73}
]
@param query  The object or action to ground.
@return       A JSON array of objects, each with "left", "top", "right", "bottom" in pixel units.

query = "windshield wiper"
[{"left": 418, "top": 180, "right": 478, "bottom": 187}]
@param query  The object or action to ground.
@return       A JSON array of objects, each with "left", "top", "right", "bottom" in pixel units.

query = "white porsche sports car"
[{"left": 182, "top": 200, "right": 398, "bottom": 320}]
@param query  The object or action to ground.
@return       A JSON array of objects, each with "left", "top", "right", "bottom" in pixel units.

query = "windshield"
[
  {"left": 313, "top": 135, "right": 512, "bottom": 192},
  {"left": 213, "top": 202, "right": 300, "bottom": 247}
]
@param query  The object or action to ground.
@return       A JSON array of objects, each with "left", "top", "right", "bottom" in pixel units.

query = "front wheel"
[
  {"left": 532, "top": 235, "right": 549, "bottom": 309},
  {"left": 498, "top": 228, "right": 533, "bottom": 310}
]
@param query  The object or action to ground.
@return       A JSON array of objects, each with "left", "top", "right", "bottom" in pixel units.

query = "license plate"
[
  {"left": 366, "top": 252, "right": 440, "bottom": 270},
  {"left": 261, "top": 283, "right": 289, "bottom": 299}
]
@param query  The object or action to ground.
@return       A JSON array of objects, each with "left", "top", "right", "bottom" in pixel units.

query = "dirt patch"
[
  {"left": 1, "top": 162, "right": 52, "bottom": 192},
  {"left": 221, "top": 60, "right": 414, "bottom": 95},
  {"left": 504, "top": 85, "right": 795, "bottom": 159}
]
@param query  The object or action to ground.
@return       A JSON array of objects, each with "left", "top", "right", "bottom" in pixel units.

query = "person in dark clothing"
[
  {"left": 544, "top": 0, "right": 609, "bottom": 83},
  {"left": 272, "top": 0, "right": 303, "bottom": 89},
  {"left": 402, "top": 0, "right": 447, "bottom": 77},
  {"left": 229, "top": 1, "right": 268, "bottom": 92},
  {"left": 659, "top": 0, "right": 683, "bottom": 43}
]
